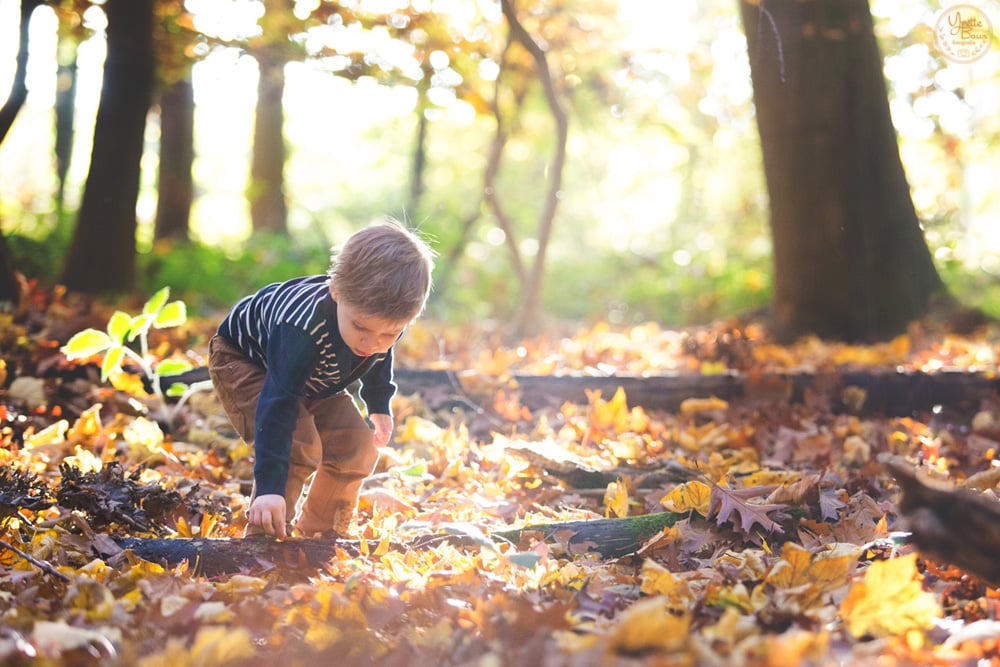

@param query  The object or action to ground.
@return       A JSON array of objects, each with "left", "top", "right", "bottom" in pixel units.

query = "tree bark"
[
  {"left": 0, "top": 0, "right": 41, "bottom": 145},
  {"left": 108, "top": 512, "right": 684, "bottom": 575},
  {"left": 154, "top": 78, "right": 194, "bottom": 241},
  {"left": 408, "top": 68, "right": 431, "bottom": 214},
  {"left": 60, "top": 0, "right": 155, "bottom": 294},
  {"left": 249, "top": 55, "right": 288, "bottom": 235},
  {"left": 500, "top": 0, "right": 568, "bottom": 340},
  {"left": 740, "top": 0, "right": 943, "bottom": 342},
  {"left": 55, "top": 40, "right": 79, "bottom": 209},
  {"left": 885, "top": 457, "right": 1000, "bottom": 586}
]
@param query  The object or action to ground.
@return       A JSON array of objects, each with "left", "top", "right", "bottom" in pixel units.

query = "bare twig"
[{"left": 0, "top": 538, "right": 71, "bottom": 582}]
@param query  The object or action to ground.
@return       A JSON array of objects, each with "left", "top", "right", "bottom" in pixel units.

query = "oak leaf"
[{"left": 709, "top": 483, "right": 788, "bottom": 535}]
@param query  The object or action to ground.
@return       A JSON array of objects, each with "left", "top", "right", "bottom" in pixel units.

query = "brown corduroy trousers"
[{"left": 207, "top": 334, "right": 379, "bottom": 535}]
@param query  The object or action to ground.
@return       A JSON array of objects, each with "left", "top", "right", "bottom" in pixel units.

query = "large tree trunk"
[
  {"left": 60, "top": 0, "right": 155, "bottom": 294},
  {"left": 740, "top": 0, "right": 943, "bottom": 342},
  {"left": 154, "top": 78, "right": 194, "bottom": 241},
  {"left": 249, "top": 56, "right": 288, "bottom": 234}
]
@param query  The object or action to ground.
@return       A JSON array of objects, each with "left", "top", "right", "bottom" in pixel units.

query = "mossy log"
[
  {"left": 107, "top": 512, "right": 685, "bottom": 576},
  {"left": 490, "top": 511, "right": 684, "bottom": 559},
  {"left": 885, "top": 457, "right": 1000, "bottom": 586}
]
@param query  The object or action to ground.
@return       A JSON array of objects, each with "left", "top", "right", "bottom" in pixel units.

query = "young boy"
[{"left": 208, "top": 219, "right": 435, "bottom": 539}]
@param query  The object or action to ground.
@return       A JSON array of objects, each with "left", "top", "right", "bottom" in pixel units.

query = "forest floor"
[{"left": 2, "top": 287, "right": 1000, "bottom": 666}]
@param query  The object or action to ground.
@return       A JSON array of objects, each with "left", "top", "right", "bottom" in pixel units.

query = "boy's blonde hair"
[{"left": 329, "top": 218, "right": 435, "bottom": 321}]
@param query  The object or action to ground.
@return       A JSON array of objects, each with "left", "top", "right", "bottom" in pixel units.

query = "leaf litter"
[{"left": 2, "top": 296, "right": 1000, "bottom": 665}]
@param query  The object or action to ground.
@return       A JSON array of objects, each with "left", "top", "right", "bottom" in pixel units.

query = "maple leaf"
[
  {"left": 839, "top": 553, "right": 942, "bottom": 639},
  {"left": 709, "top": 483, "right": 788, "bottom": 535}
]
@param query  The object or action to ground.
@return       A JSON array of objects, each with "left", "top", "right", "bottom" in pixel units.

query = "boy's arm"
[
  {"left": 253, "top": 325, "right": 316, "bottom": 498},
  {"left": 360, "top": 349, "right": 397, "bottom": 446},
  {"left": 358, "top": 347, "right": 396, "bottom": 416}
]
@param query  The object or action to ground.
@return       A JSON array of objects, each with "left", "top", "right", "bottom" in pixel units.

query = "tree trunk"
[
  {"left": 0, "top": 232, "right": 25, "bottom": 311},
  {"left": 154, "top": 77, "right": 194, "bottom": 241},
  {"left": 0, "top": 0, "right": 42, "bottom": 145},
  {"left": 501, "top": 0, "right": 568, "bottom": 340},
  {"left": 740, "top": 0, "right": 943, "bottom": 342},
  {"left": 249, "top": 55, "right": 288, "bottom": 235},
  {"left": 409, "top": 103, "right": 428, "bottom": 213},
  {"left": 60, "top": 0, "right": 155, "bottom": 294},
  {"left": 55, "top": 40, "right": 79, "bottom": 209}
]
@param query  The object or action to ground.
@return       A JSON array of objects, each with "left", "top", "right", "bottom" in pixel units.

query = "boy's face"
[{"left": 333, "top": 297, "right": 410, "bottom": 358}]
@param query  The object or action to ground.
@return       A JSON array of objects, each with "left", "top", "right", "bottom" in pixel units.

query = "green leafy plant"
[{"left": 60, "top": 287, "right": 213, "bottom": 426}]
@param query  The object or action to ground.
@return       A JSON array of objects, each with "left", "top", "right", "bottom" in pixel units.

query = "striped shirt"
[{"left": 217, "top": 275, "right": 395, "bottom": 496}]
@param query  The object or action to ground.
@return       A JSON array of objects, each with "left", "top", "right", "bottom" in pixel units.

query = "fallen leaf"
[{"left": 839, "top": 553, "right": 942, "bottom": 639}]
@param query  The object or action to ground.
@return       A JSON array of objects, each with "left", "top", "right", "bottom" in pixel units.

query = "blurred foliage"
[{"left": 1, "top": 0, "right": 999, "bottom": 326}]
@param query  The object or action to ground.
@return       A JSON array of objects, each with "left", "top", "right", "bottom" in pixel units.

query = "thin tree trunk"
[
  {"left": 500, "top": 0, "right": 568, "bottom": 339},
  {"left": 408, "top": 68, "right": 431, "bottom": 214},
  {"left": 154, "top": 78, "right": 194, "bottom": 241},
  {"left": 60, "top": 0, "right": 155, "bottom": 294},
  {"left": 740, "top": 0, "right": 943, "bottom": 342},
  {"left": 0, "top": 0, "right": 42, "bottom": 145},
  {"left": 54, "top": 41, "right": 78, "bottom": 209},
  {"left": 249, "top": 56, "right": 288, "bottom": 234}
]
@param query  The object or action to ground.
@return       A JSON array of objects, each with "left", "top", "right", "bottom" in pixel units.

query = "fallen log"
[
  {"left": 149, "top": 367, "right": 999, "bottom": 416},
  {"left": 394, "top": 369, "right": 999, "bottom": 416},
  {"left": 490, "top": 511, "right": 684, "bottom": 559},
  {"left": 507, "top": 443, "right": 699, "bottom": 489},
  {"left": 109, "top": 535, "right": 358, "bottom": 576},
  {"left": 105, "top": 511, "right": 686, "bottom": 576},
  {"left": 884, "top": 457, "right": 1000, "bottom": 586}
]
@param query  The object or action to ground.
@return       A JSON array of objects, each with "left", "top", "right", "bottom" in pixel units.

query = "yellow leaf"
[
  {"left": 588, "top": 387, "right": 632, "bottom": 434},
  {"left": 175, "top": 516, "right": 193, "bottom": 538},
  {"left": 24, "top": 420, "right": 69, "bottom": 448},
  {"left": 680, "top": 396, "right": 728, "bottom": 414},
  {"left": 839, "top": 554, "right": 941, "bottom": 638},
  {"left": 194, "top": 601, "right": 235, "bottom": 623},
  {"left": 216, "top": 575, "right": 267, "bottom": 596},
  {"left": 639, "top": 560, "right": 694, "bottom": 608},
  {"left": 607, "top": 597, "right": 690, "bottom": 654},
  {"left": 766, "top": 542, "right": 856, "bottom": 601},
  {"left": 604, "top": 480, "right": 629, "bottom": 518},
  {"left": 67, "top": 403, "right": 104, "bottom": 442},
  {"left": 660, "top": 480, "right": 712, "bottom": 516},
  {"left": 63, "top": 445, "right": 103, "bottom": 474},
  {"left": 394, "top": 416, "right": 444, "bottom": 443},
  {"left": 187, "top": 625, "right": 255, "bottom": 664}
]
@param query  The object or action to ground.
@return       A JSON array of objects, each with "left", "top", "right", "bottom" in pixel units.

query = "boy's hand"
[
  {"left": 248, "top": 494, "right": 287, "bottom": 538},
  {"left": 370, "top": 413, "right": 394, "bottom": 447}
]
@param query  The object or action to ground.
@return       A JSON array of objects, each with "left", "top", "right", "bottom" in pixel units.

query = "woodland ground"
[{"left": 2, "top": 288, "right": 1000, "bottom": 666}]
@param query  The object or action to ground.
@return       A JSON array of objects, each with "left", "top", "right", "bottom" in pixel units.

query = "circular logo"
[{"left": 935, "top": 4, "right": 993, "bottom": 63}]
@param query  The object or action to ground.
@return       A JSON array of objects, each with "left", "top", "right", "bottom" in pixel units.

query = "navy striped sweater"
[{"left": 217, "top": 275, "right": 395, "bottom": 496}]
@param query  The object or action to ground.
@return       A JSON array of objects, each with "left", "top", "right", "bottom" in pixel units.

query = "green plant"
[{"left": 60, "top": 287, "right": 213, "bottom": 427}]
